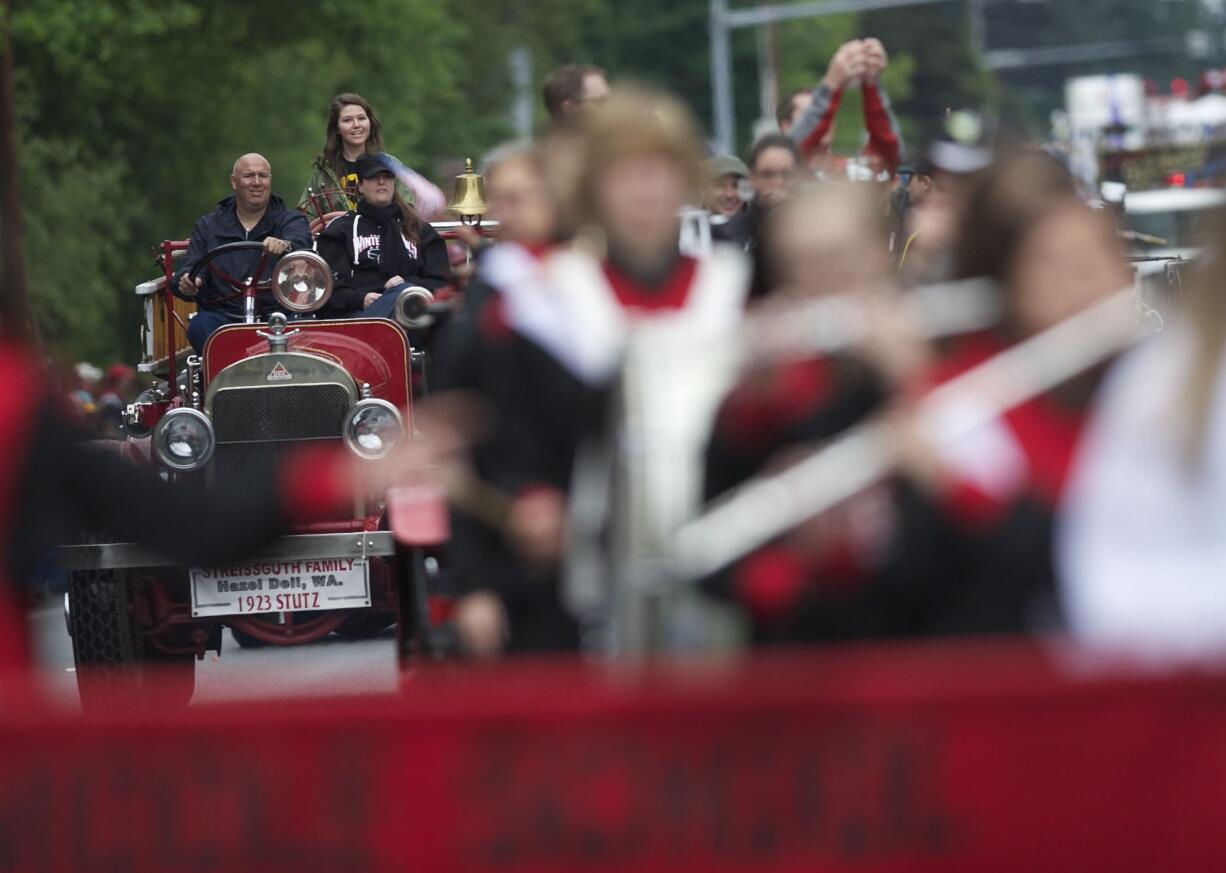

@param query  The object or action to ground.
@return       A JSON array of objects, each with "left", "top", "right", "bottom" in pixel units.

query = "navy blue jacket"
[{"left": 172, "top": 194, "right": 311, "bottom": 316}]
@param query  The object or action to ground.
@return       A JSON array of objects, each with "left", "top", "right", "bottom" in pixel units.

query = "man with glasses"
[{"left": 747, "top": 134, "right": 802, "bottom": 206}]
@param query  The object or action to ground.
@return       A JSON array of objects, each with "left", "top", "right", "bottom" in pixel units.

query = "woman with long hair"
[
  {"left": 890, "top": 150, "right": 1131, "bottom": 636},
  {"left": 315, "top": 153, "right": 451, "bottom": 319},
  {"left": 1060, "top": 206, "right": 1226, "bottom": 656},
  {"left": 299, "top": 92, "right": 444, "bottom": 225}
]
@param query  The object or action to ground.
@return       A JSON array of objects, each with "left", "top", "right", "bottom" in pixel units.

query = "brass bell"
[{"left": 447, "top": 157, "right": 488, "bottom": 225}]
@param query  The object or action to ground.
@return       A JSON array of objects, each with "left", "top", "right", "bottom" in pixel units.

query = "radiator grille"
[
  {"left": 213, "top": 439, "right": 341, "bottom": 483},
  {"left": 212, "top": 384, "right": 350, "bottom": 444}
]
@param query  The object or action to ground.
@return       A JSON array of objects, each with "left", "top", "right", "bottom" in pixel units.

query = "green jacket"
[{"left": 297, "top": 152, "right": 414, "bottom": 223}]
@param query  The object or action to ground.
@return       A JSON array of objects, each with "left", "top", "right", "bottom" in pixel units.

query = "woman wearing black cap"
[{"left": 315, "top": 153, "right": 452, "bottom": 320}]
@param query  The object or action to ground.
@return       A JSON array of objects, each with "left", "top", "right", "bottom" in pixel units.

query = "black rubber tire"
[
  {"left": 68, "top": 568, "right": 195, "bottom": 709},
  {"left": 333, "top": 612, "right": 395, "bottom": 641}
]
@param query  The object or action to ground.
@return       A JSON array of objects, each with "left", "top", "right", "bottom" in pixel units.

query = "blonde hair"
[
  {"left": 1180, "top": 206, "right": 1226, "bottom": 467},
  {"left": 568, "top": 85, "right": 706, "bottom": 228}
]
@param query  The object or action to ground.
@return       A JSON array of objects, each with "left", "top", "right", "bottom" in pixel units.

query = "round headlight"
[
  {"left": 343, "top": 399, "right": 404, "bottom": 460},
  {"left": 153, "top": 408, "right": 215, "bottom": 471},
  {"left": 273, "top": 250, "right": 333, "bottom": 313}
]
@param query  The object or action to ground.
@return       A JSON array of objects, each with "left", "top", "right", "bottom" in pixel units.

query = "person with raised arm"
[{"left": 787, "top": 38, "right": 903, "bottom": 177}]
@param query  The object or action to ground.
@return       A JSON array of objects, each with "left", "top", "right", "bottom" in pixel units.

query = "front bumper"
[{"left": 57, "top": 532, "right": 396, "bottom": 571}]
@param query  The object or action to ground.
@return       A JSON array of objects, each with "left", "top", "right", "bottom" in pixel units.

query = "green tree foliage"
[
  {"left": 22, "top": 0, "right": 1185, "bottom": 363},
  {"left": 12, "top": 0, "right": 466, "bottom": 364},
  {"left": 860, "top": 3, "right": 993, "bottom": 150}
]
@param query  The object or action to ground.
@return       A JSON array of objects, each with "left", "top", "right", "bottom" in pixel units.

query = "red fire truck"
[{"left": 58, "top": 196, "right": 488, "bottom": 705}]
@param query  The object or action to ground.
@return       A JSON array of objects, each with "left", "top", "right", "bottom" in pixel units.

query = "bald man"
[{"left": 173, "top": 153, "right": 312, "bottom": 352}]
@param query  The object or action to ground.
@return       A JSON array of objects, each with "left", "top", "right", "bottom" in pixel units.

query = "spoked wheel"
[
  {"left": 227, "top": 610, "right": 345, "bottom": 647},
  {"left": 67, "top": 568, "right": 195, "bottom": 710}
]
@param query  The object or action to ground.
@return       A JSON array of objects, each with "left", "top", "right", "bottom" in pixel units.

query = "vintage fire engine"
[{"left": 57, "top": 163, "right": 492, "bottom": 706}]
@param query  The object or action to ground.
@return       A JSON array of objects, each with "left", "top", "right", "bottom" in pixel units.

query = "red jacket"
[
  {"left": 0, "top": 344, "right": 40, "bottom": 669},
  {"left": 792, "top": 80, "right": 902, "bottom": 174}
]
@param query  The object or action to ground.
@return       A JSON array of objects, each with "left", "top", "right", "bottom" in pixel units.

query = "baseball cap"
[
  {"left": 707, "top": 154, "right": 749, "bottom": 180},
  {"left": 355, "top": 153, "right": 397, "bottom": 180},
  {"left": 926, "top": 110, "right": 994, "bottom": 176}
]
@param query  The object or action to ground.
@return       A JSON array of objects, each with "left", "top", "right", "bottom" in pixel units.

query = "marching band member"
[
  {"left": 703, "top": 181, "right": 929, "bottom": 641},
  {"left": 1060, "top": 207, "right": 1226, "bottom": 658},
  {"left": 889, "top": 151, "right": 1131, "bottom": 636},
  {"left": 705, "top": 151, "right": 1132, "bottom": 642},
  {"left": 447, "top": 87, "right": 750, "bottom": 657},
  {"left": 435, "top": 142, "right": 560, "bottom": 394}
]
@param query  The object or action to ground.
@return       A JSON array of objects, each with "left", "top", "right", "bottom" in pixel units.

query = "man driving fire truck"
[{"left": 173, "top": 153, "right": 312, "bottom": 352}]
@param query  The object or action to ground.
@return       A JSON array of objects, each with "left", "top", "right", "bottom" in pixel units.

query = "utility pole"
[
  {"left": 0, "top": 0, "right": 31, "bottom": 342},
  {"left": 968, "top": 0, "right": 986, "bottom": 59},
  {"left": 710, "top": 0, "right": 737, "bottom": 154},
  {"left": 509, "top": 46, "right": 534, "bottom": 140},
  {"left": 756, "top": 9, "right": 781, "bottom": 134}
]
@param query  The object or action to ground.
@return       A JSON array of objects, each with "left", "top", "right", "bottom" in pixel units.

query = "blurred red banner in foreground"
[{"left": 1, "top": 639, "right": 1225, "bottom": 872}]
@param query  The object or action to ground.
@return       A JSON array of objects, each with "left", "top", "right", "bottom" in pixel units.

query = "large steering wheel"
[
  {"left": 188, "top": 241, "right": 271, "bottom": 300},
  {"left": 297, "top": 187, "right": 354, "bottom": 238}
]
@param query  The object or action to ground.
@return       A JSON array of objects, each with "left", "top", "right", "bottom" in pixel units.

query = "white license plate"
[{"left": 189, "top": 558, "right": 371, "bottom": 618}]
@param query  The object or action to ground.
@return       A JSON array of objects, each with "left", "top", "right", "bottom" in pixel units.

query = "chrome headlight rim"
[
  {"left": 393, "top": 285, "right": 436, "bottom": 329},
  {"left": 153, "top": 407, "right": 216, "bottom": 472},
  {"left": 272, "top": 250, "right": 334, "bottom": 314},
  {"left": 343, "top": 398, "right": 404, "bottom": 461}
]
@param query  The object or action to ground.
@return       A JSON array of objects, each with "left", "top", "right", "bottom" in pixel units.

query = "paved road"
[{"left": 30, "top": 604, "right": 399, "bottom": 709}]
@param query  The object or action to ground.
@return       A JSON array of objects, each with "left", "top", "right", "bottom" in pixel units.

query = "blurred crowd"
[
  {"left": 427, "top": 45, "right": 1216, "bottom": 661},
  {"left": 11, "top": 36, "right": 1226, "bottom": 667},
  {"left": 63, "top": 361, "right": 138, "bottom": 438}
]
